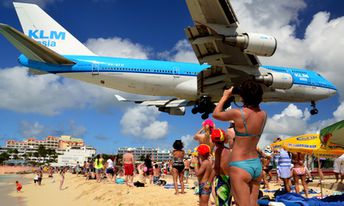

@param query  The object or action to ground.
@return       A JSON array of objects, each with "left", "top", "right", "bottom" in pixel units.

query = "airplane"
[{"left": 0, "top": 1, "right": 337, "bottom": 119}]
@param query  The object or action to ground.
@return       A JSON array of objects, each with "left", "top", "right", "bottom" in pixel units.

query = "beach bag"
[
  {"left": 134, "top": 181, "right": 145, "bottom": 187},
  {"left": 116, "top": 178, "right": 125, "bottom": 184}
]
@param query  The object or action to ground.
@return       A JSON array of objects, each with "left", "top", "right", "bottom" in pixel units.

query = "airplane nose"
[{"left": 329, "top": 88, "right": 337, "bottom": 96}]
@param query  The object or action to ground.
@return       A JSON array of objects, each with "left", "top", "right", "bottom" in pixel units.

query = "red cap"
[
  {"left": 197, "top": 144, "right": 211, "bottom": 156},
  {"left": 211, "top": 128, "right": 226, "bottom": 143}
]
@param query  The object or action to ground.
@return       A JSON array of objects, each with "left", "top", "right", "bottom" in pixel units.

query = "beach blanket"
[
  {"left": 164, "top": 183, "right": 189, "bottom": 189},
  {"left": 275, "top": 193, "right": 344, "bottom": 206}
]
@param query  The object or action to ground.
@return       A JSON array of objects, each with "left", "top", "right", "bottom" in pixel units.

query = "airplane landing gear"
[
  {"left": 310, "top": 101, "right": 318, "bottom": 115},
  {"left": 192, "top": 96, "right": 215, "bottom": 119}
]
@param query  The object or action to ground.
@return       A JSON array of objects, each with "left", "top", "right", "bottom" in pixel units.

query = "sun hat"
[
  {"left": 197, "top": 144, "right": 211, "bottom": 156},
  {"left": 202, "top": 119, "right": 214, "bottom": 128},
  {"left": 211, "top": 128, "right": 226, "bottom": 143}
]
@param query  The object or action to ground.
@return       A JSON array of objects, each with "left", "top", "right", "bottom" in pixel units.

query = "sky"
[{"left": 0, "top": 0, "right": 344, "bottom": 154}]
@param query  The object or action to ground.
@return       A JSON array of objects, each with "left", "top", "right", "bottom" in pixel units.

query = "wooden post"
[{"left": 317, "top": 158, "right": 323, "bottom": 198}]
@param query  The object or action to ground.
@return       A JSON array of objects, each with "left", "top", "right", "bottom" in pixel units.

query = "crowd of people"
[{"left": 16, "top": 80, "right": 343, "bottom": 205}]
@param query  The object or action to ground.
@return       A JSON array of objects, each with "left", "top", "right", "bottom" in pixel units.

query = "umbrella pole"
[{"left": 317, "top": 158, "right": 323, "bottom": 198}]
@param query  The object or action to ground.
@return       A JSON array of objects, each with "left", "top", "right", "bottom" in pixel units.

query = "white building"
[
  {"left": 53, "top": 146, "right": 96, "bottom": 167},
  {"left": 117, "top": 147, "right": 172, "bottom": 162}
]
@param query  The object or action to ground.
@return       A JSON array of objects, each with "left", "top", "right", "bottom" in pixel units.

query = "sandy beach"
[
  {"left": 9, "top": 173, "right": 199, "bottom": 206},
  {"left": 7, "top": 172, "right": 344, "bottom": 206},
  {"left": 0, "top": 166, "right": 33, "bottom": 175}
]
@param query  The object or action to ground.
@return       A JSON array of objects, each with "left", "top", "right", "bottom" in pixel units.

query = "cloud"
[
  {"left": 333, "top": 102, "right": 344, "bottom": 121},
  {"left": 95, "top": 135, "right": 110, "bottom": 141},
  {"left": 180, "top": 134, "right": 195, "bottom": 150},
  {"left": 2, "top": 0, "right": 62, "bottom": 8},
  {"left": 259, "top": 102, "right": 343, "bottom": 148},
  {"left": 0, "top": 67, "right": 121, "bottom": 115},
  {"left": 158, "top": 40, "right": 198, "bottom": 63},
  {"left": 85, "top": 37, "right": 150, "bottom": 59},
  {"left": 18, "top": 120, "right": 87, "bottom": 139},
  {"left": 120, "top": 106, "right": 168, "bottom": 139},
  {"left": 19, "top": 121, "right": 45, "bottom": 138}
]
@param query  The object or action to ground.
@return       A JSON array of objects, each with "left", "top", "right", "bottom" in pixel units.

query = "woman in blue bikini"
[{"left": 213, "top": 80, "right": 267, "bottom": 206}]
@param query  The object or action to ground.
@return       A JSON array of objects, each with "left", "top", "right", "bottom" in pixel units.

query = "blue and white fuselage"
[
  {"left": 18, "top": 54, "right": 336, "bottom": 102},
  {"left": 0, "top": 2, "right": 337, "bottom": 117}
]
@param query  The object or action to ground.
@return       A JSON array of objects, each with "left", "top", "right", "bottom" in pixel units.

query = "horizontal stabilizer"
[
  {"left": 28, "top": 68, "right": 49, "bottom": 75},
  {"left": 115, "top": 95, "right": 190, "bottom": 107},
  {"left": 0, "top": 23, "right": 75, "bottom": 65}
]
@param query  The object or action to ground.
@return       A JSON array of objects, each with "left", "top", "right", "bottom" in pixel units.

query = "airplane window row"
[
  {"left": 100, "top": 67, "right": 175, "bottom": 74},
  {"left": 186, "top": 71, "right": 197, "bottom": 75}
]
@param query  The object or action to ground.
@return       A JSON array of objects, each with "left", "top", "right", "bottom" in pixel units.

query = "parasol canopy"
[{"left": 320, "top": 120, "right": 344, "bottom": 148}]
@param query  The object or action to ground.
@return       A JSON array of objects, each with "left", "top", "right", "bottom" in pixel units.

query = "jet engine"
[
  {"left": 224, "top": 33, "right": 277, "bottom": 57},
  {"left": 255, "top": 72, "right": 293, "bottom": 90},
  {"left": 158, "top": 107, "right": 186, "bottom": 116}
]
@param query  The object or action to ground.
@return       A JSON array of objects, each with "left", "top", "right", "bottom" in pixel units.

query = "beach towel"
[
  {"left": 275, "top": 193, "right": 344, "bottom": 206},
  {"left": 164, "top": 183, "right": 189, "bottom": 189}
]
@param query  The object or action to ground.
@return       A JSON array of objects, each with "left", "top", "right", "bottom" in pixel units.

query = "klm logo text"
[{"left": 28, "top": 30, "right": 66, "bottom": 47}]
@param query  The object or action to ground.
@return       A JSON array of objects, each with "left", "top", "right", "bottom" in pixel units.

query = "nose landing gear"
[{"left": 310, "top": 101, "right": 318, "bottom": 115}]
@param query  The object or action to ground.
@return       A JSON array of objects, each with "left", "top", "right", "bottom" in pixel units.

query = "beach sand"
[
  {"left": 9, "top": 173, "right": 199, "bottom": 206},
  {"left": 8, "top": 173, "right": 343, "bottom": 206},
  {"left": 0, "top": 166, "right": 33, "bottom": 175}
]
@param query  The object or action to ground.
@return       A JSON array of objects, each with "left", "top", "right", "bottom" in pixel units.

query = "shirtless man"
[
  {"left": 184, "top": 158, "right": 191, "bottom": 184},
  {"left": 194, "top": 119, "right": 215, "bottom": 151},
  {"left": 292, "top": 152, "right": 308, "bottom": 197},
  {"left": 123, "top": 148, "right": 135, "bottom": 187},
  {"left": 211, "top": 128, "right": 232, "bottom": 206},
  {"left": 195, "top": 144, "right": 213, "bottom": 206}
]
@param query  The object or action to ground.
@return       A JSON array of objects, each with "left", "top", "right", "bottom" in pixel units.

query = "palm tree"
[{"left": 37, "top": 145, "right": 47, "bottom": 163}]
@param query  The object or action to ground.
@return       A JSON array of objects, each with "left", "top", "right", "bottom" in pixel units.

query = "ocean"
[{"left": 0, "top": 174, "right": 27, "bottom": 206}]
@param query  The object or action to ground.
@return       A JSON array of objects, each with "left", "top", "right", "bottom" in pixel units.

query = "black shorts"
[
  {"left": 106, "top": 168, "right": 114, "bottom": 175},
  {"left": 173, "top": 165, "right": 185, "bottom": 173}
]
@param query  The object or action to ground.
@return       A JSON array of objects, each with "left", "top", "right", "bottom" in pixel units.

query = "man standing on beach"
[{"left": 123, "top": 148, "right": 135, "bottom": 187}]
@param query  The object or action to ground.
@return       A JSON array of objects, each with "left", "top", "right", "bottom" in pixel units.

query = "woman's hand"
[{"left": 222, "top": 87, "right": 233, "bottom": 99}]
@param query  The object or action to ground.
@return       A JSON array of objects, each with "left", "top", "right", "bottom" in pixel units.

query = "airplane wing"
[
  {"left": 115, "top": 95, "right": 190, "bottom": 115},
  {"left": 185, "top": 0, "right": 277, "bottom": 101},
  {"left": 0, "top": 23, "right": 75, "bottom": 65}
]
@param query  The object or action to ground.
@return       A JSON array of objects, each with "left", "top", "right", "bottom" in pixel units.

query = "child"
[
  {"left": 195, "top": 144, "right": 213, "bottom": 206},
  {"left": 34, "top": 172, "right": 39, "bottom": 185},
  {"left": 153, "top": 164, "right": 161, "bottom": 184},
  {"left": 16, "top": 181, "right": 22, "bottom": 192},
  {"left": 211, "top": 128, "right": 232, "bottom": 206}
]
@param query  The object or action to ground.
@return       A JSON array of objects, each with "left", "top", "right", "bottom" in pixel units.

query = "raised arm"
[
  {"left": 213, "top": 87, "right": 239, "bottom": 121},
  {"left": 194, "top": 127, "right": 204, "bottom": 141}
]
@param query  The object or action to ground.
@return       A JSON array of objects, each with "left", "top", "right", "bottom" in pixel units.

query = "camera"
[{"left": 232, "top": 86, "right": 241, "bottom": 95}]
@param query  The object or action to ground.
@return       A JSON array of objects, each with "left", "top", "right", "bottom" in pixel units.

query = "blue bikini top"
[{"left": 234, "top": 108, "right": 267, "bottom": 137}]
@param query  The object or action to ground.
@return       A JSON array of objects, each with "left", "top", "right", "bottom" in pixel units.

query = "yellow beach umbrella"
[
  {"left": 271, "top": 139, "right": 284, "bottom": 150},
  {"left": 313, "top": 147, "right": 344, "bottom": 158},
  {"left": 274, "top": 134, "right": 321, "bottom": 154}
]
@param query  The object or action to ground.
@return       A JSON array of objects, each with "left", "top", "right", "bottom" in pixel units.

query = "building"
[
  {"left": 58, "top": 135, "right": 84, "bottom": 150},
  {"left": 5, "top": 135, "right": 84, "bottom": 151},
  {"left": 117, "top": 147, "right": 172, "bottom": 162},
  {"left": 53, "top": 146, "right": 96, "bottom": 167},
  {"left": 157, "top": 150, "right": 172, "bottom": 161}
]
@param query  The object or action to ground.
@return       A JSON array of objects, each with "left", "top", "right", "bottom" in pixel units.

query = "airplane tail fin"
[{"left": 13, "top": 2, "right": 95, "bottom": 56}]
